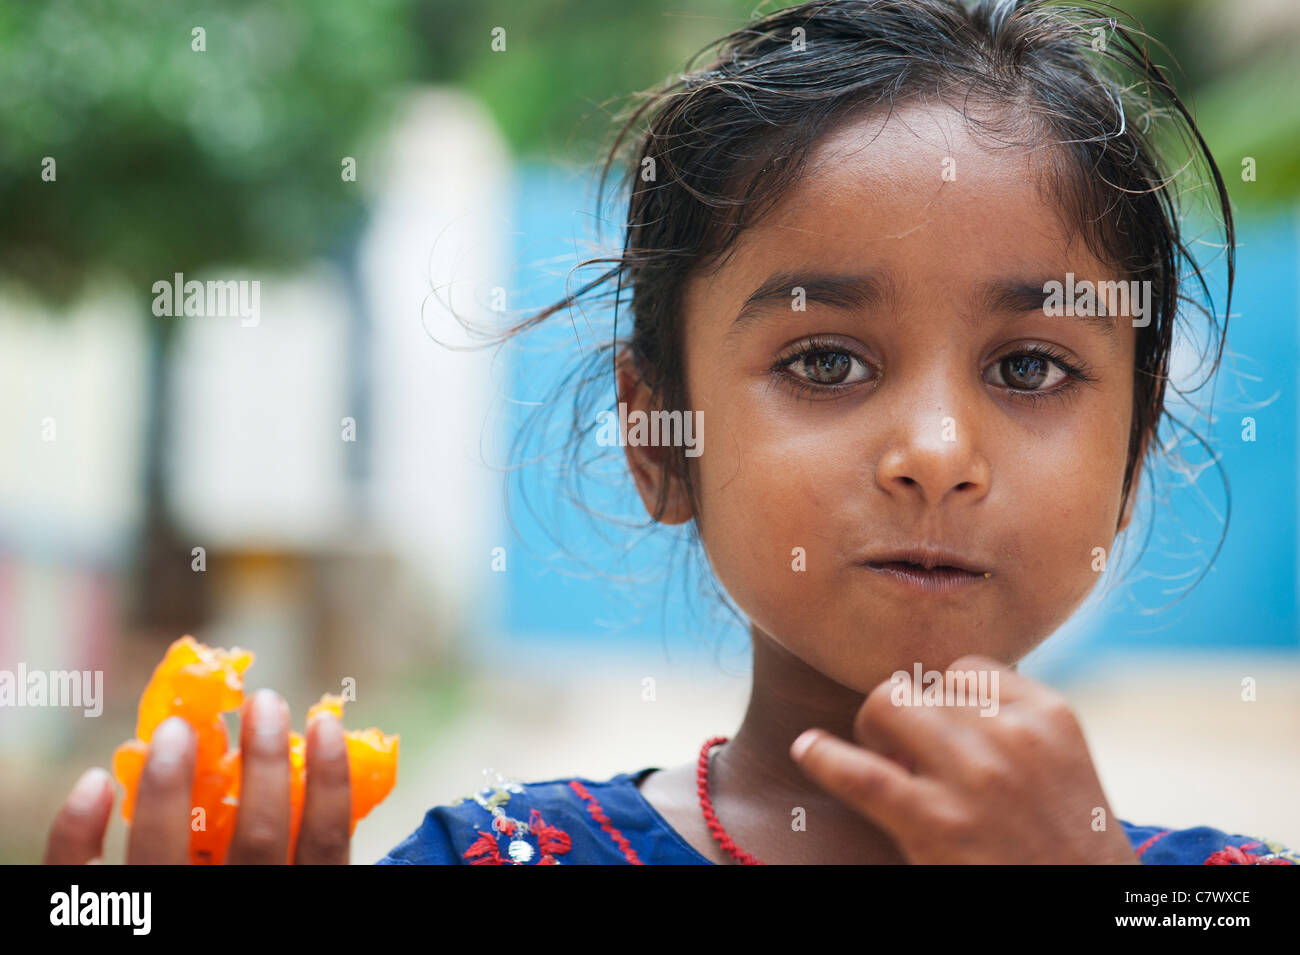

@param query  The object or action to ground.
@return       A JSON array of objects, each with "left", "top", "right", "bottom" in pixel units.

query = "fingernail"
[
  {"left": 68, "top": 767, "right": 110, "bottom": 812},
  {"left": 790, "top": 729, "right": 820, "bottom": 762},
  {"left": 311, "top": 713, "right": 345, "bottom": 759},
  {"left": 252, "top": 689, "right": 287, "bottom": 741},
  {"left": 151, "top": 716, "right": 192, "bottom": 767}
]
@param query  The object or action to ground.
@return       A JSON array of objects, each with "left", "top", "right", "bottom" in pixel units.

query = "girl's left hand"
[{"left": 790, "top": 654, "right": 1140, "bottom": 864}]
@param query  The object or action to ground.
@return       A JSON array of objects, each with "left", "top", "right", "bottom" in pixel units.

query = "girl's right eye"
[{"left": 774, "top": 338, "right": 874, "bottom": 394}]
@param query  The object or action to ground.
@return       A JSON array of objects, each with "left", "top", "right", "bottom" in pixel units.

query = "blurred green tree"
[
  {"left": 0, "top": 0, "right": 418, "bottom": 630},
  {"left": 0, "top": 0, "right": 418, "bottom": 303}
]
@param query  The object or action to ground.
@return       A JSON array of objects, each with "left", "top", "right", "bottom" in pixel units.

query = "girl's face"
[{"left": 669, "top": 104, "right": 1140, "bottom": 692}]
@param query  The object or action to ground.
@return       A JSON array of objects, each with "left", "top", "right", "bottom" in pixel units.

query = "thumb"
[{"left": 791, "top": 729, "right": 921, "bottom": 838}]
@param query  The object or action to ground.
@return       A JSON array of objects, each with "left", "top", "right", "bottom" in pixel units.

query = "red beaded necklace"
[{"left": 697, "top": 735, "right": 764, "bottom": 865}]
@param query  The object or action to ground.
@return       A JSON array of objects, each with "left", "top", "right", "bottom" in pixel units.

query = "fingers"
[
  {"left": 44, "top": 767, "right": 115, "bottom": 864},
  {"left": 226, "top": 689, "right": 292, "bottom": 865},
  {"left": 293, "top": 714, "right": 352, "bottom": 865},
  {"left": 791, "top": 728, "right": 923, "bottom": 836},
  {"left": 126, "top": 717, "right": 197, "bottom": 864},
  {"left": 853, "top": 655, "right": 1022, "bottom": 775},
  {"left": 855, "top": 670, "right": 980, "bottom": 775},
  {"left": 944, "top": 654, "right": 1026, "bottom": 707}
]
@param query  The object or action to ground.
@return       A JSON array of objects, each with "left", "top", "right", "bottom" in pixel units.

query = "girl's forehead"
[
  {"left": 798, "top": 103, "right": 1048, "bottom": 213},
  {"left": 721, "top": 113, "right": 1087, "bottom": 284},
  {"left": 681, "top": 121, "right": 1125, "bottom": 327},
  {"left": 810, "top": 99, "right": 1042, "bottom": 166}
]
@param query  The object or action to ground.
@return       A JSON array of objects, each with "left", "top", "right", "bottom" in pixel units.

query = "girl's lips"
[{"left": 863, "top": 561, "right": 990, "bottom": 594}]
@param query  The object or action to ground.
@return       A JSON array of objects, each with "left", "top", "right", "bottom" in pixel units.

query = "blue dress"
[{"left": 375, "top": 767, "right": 1299, "bottom": 865}]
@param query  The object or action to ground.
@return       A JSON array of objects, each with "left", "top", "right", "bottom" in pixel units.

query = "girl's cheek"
[{"left": 696, "top": 469, "right": 811, "bottom": 605}]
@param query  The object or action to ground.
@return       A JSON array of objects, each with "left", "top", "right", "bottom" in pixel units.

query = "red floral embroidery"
[
  {"left": 1204, "top": 843, "right": 1260, "bottom": 865},
  {"left": 464, "top": 830, "right": 505, "bottom": 865},
  {"left": 1204, "top": 840, "right": 1294, "bottom": 865},
  {"left": 531, "top": 808, "right": 572, "bottom": 864},
  {"left": 460, "top": 807, "right": 573, "bottom": 865}
]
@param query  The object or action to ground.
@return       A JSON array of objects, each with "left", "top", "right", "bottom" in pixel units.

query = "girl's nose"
[{"left": 874, "top": 406, "right": 991, "bottom": 507}]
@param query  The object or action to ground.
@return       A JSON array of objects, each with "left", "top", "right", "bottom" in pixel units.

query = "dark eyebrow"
[
  {"left": 727, "top": 271, "right": 890, "bottom": 339},
  {"left": 726, "top": 271, "right": 1123, "bottom": 344},
  {"left": 978, "top": 279, "right": 1123, "bottom": 343}
]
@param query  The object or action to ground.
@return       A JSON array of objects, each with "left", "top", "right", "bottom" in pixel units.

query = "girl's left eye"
[{"left": 984, "top": 351, "right": 1069, "bottom": 391}]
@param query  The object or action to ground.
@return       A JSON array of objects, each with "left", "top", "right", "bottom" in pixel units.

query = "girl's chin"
[{"left": 782, "top": 627, "right": 1023, "bottom": 675}]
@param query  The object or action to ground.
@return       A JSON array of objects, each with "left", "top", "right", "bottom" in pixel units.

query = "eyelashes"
[
  {"left": 769, "top": 336, "right": 1100, "bottom": 407},
  {"left": 985, "top": 343, "right": 1100, "bottom": 408}
]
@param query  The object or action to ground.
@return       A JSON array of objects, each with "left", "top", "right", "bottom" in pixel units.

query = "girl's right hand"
[{"left": 43, "top": 689, "right": 352, "bottom": 865}]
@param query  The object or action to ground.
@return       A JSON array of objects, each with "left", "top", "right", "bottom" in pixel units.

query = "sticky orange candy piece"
[{"left": 111, "top": 635, "right": 399, "bottom": 864}]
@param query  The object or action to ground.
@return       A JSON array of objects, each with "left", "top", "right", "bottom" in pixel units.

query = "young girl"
[
  {"left": 43, "top": 0, "right": 1299, "bottom": 866},
  {"left": 372, "top": 0, "right": 1297, "bottom": 866}
]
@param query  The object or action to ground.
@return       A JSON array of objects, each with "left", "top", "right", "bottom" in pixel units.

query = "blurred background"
[{"left": 1, "top": 0, "right": 1297, "bottom": 865}]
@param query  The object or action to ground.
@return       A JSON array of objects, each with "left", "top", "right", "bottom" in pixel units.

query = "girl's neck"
[{"left": 710, "top": 624, "right": 908, "bottom": 864}]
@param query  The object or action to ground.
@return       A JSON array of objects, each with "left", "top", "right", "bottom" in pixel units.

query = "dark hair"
[{"left": 487, "top": 0, "right": 1234, "bottom": 623}]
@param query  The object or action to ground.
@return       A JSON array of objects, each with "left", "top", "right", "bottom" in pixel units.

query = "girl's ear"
[{"left": 615, "top": 349, "right": 695, "bottom": 525}]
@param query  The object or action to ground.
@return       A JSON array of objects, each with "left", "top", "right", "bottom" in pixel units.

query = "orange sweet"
[{"left": 112, "top": 635, "right": 399, "bottom": 864}]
